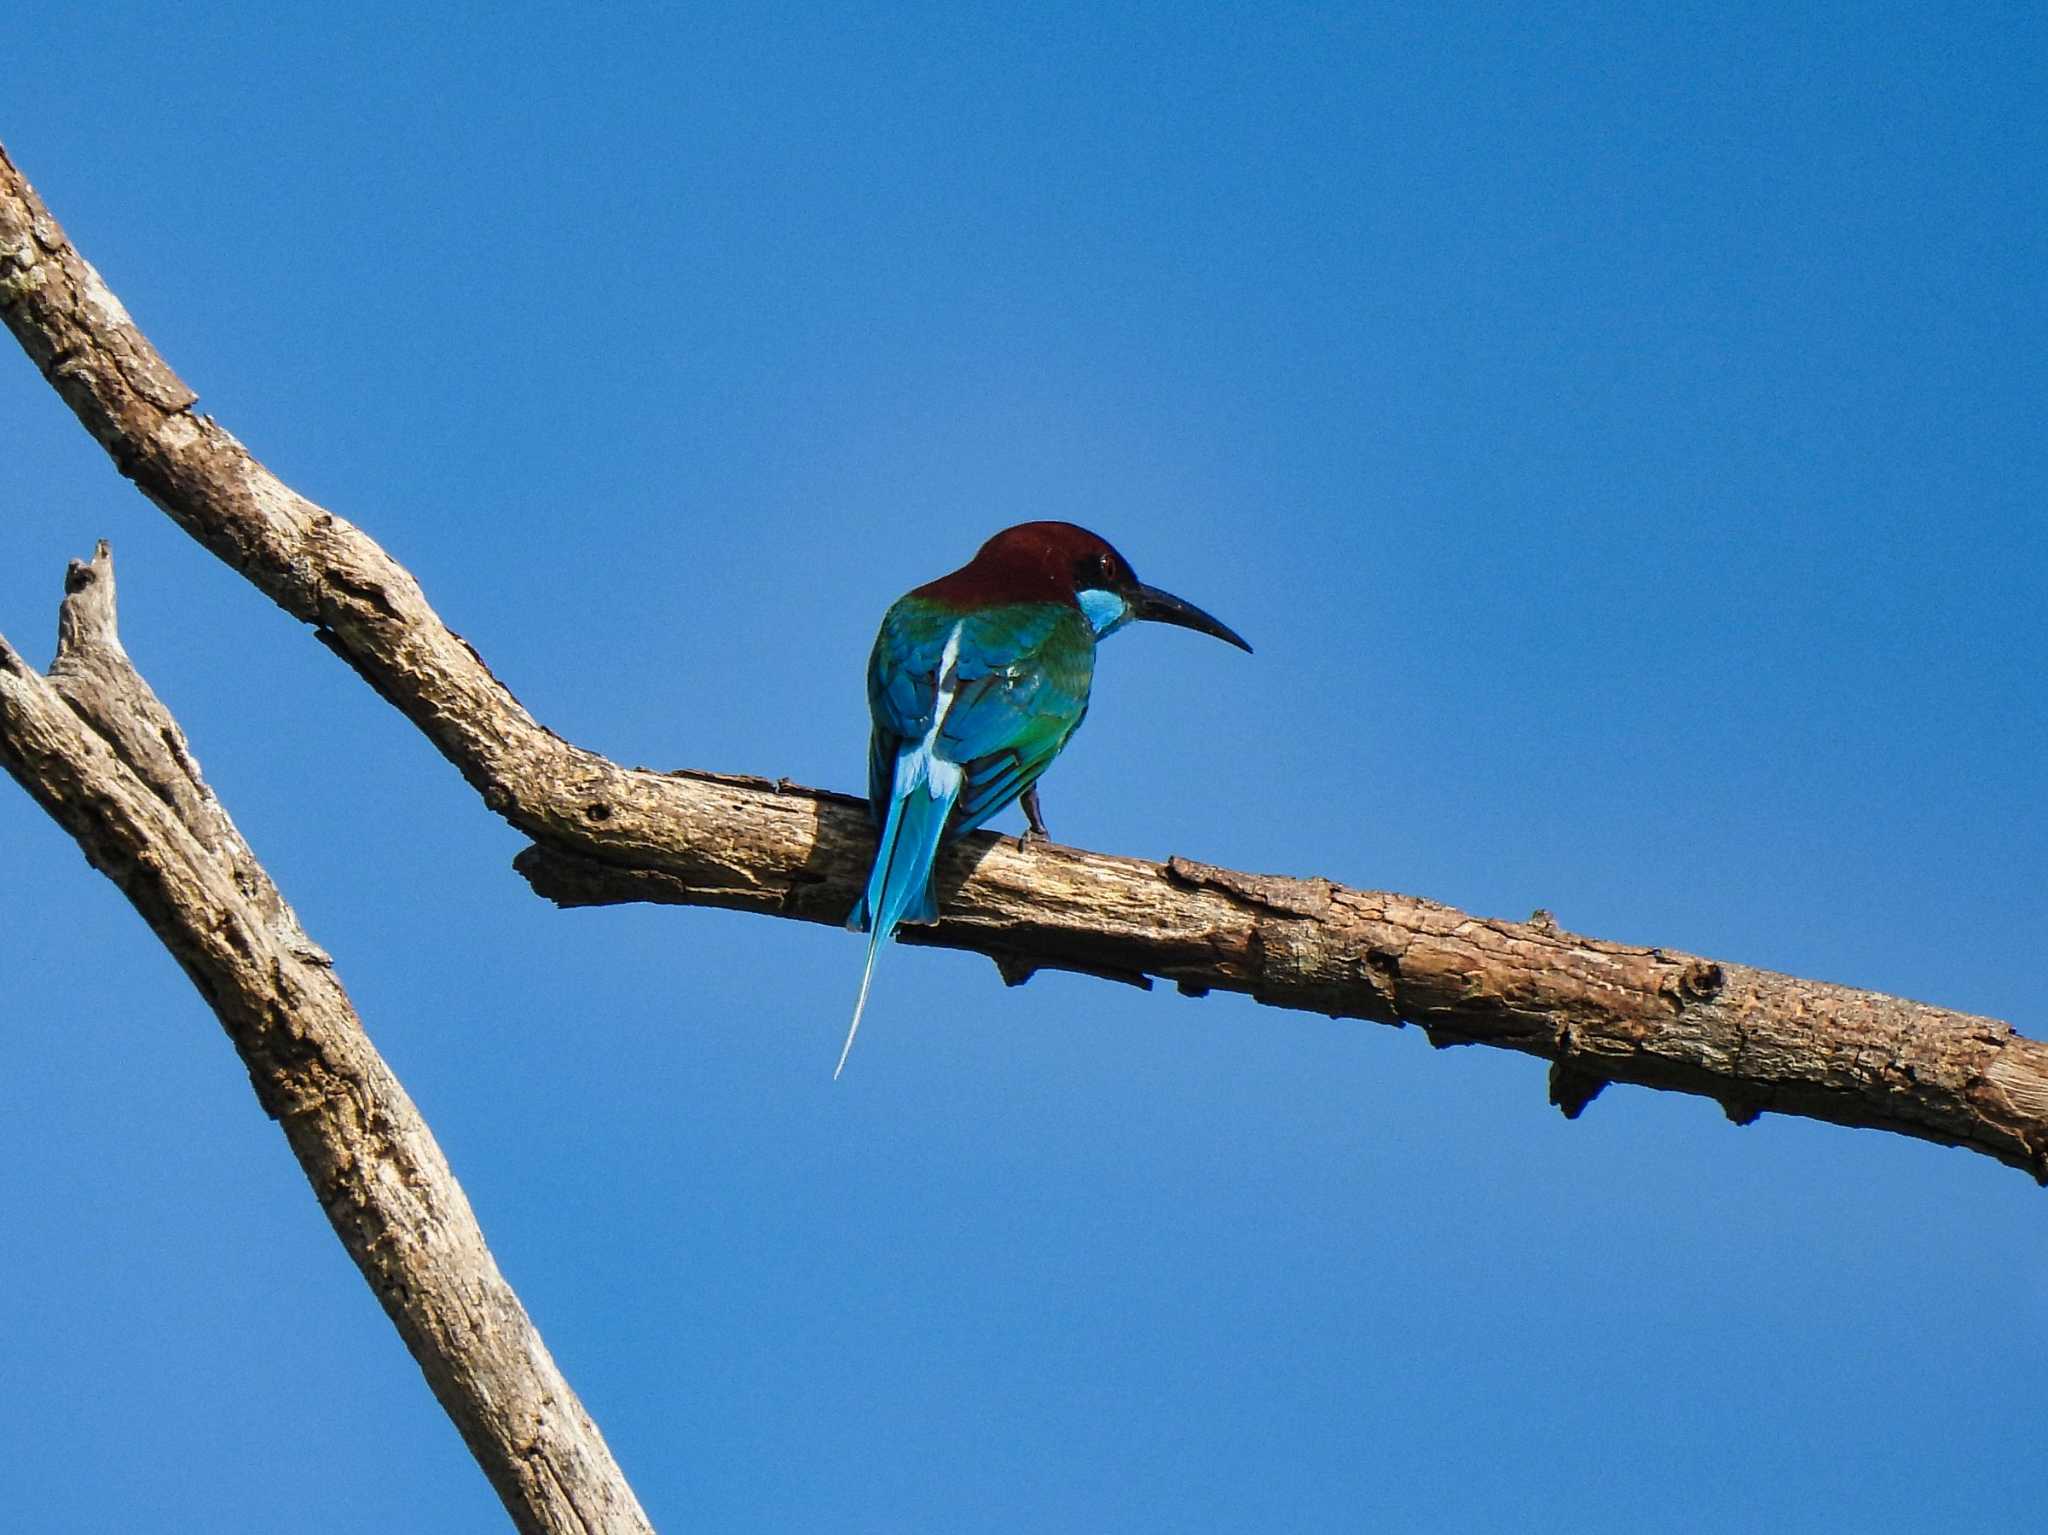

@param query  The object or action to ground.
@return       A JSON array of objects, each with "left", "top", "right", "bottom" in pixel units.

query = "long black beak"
[{"left": 1130, "top": 582, "right": 1253, "bottom": 653}]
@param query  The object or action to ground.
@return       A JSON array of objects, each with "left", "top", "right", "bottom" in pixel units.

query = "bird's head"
[{"left": 947, "top": 521, "right": 1252, "bottom": 652}]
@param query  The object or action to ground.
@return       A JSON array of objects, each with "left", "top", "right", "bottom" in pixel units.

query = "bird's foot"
[{"left": 1018, "top": 784, "right": 1051, "bottom": 848}]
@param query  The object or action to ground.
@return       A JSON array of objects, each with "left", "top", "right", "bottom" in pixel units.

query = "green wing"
[{"left": 866, "top": 597, "right": 1096, "bottom": 840}]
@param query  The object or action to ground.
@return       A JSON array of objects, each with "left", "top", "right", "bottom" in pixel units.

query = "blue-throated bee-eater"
[{"left": 837, "top": 521, "right": 1251, "bottom": 1077}]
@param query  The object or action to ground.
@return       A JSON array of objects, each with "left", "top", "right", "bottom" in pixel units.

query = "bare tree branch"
[
  {"left": 0, "top": 544, "right": 653, "bottom": 1534},
  {"left": 4, "top": 140, "right": 2046, "bottom": 1180}
]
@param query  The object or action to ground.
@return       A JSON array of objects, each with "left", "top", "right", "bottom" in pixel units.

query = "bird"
[{"left": 836, "top": 521, "right": 1251, "bottom": 1078}]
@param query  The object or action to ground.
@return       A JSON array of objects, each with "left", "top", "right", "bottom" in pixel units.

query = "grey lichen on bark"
[
  {"left": 0, "top": 544, "right": 653, "bottom": 1535},
  {"left": 3, "top": 136, "right": 2047, "bottom": 1184}
]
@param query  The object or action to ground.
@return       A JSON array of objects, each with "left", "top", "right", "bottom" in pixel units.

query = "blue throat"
[{"left": 1076, "top": 587, "right": 1131, "bottom": 638}]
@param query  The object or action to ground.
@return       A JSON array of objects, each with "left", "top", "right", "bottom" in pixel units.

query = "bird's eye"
[{"left": 1074, "top": 551, "right": 1118, "bottom": 586}]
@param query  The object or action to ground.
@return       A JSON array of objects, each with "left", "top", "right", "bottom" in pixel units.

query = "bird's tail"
[{"left": 836, "top": 748, "right": 962, "bottom": 1079}]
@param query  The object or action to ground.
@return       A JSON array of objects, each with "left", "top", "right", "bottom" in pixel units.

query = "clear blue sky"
[{"left": 3, "top": 3, "right": 2044, "bottom": 1529}]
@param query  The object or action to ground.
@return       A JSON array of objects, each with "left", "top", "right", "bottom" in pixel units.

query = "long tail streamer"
[{"left": 836, "top": 749, "right": 962, "bottom": 1079}]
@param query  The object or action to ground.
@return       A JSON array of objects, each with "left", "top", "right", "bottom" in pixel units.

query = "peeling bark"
[
  {"left": 4, "top": 139, "right": 2046, "bottom": 1182},
  {"left": 0, "top": 546, "right": 652, "bottom": 1533}
]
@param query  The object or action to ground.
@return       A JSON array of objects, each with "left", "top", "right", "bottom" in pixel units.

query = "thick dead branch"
[
  {"left": 4, "top": 141, "right": 2046, "bottom": 1180},
  {"left": 0, "top": 545, "right": 652, "bottom": 1534}
]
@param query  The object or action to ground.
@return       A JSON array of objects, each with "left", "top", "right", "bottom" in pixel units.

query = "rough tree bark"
[
  {"left": 2, "top": 124, "right": 2043, "bottom": 1217},
  {"left": 0, "top": 547, "right": 654, "bottom": 1533}
]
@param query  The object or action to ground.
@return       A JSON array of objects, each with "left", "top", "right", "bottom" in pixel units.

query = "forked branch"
[
  {"left": 0, "top": 545, "right": 652, "bottom": 1534},
  {"left": 3, "top": 141, "right": 2045, "bottom": 1179}
]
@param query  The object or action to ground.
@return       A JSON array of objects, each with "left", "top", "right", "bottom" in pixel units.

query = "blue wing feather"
[{"left": 837, "top": 596, "right": 1097, "bottom": 1076}]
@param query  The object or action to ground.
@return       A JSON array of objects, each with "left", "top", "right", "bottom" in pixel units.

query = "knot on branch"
[{"left": 1548, "top": 1060, "right": 1609, "bottom": 1119}]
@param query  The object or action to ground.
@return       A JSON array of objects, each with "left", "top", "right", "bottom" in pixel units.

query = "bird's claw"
[{"left": 1019, "top": 784, "right": 1051, "bottom": 848}]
